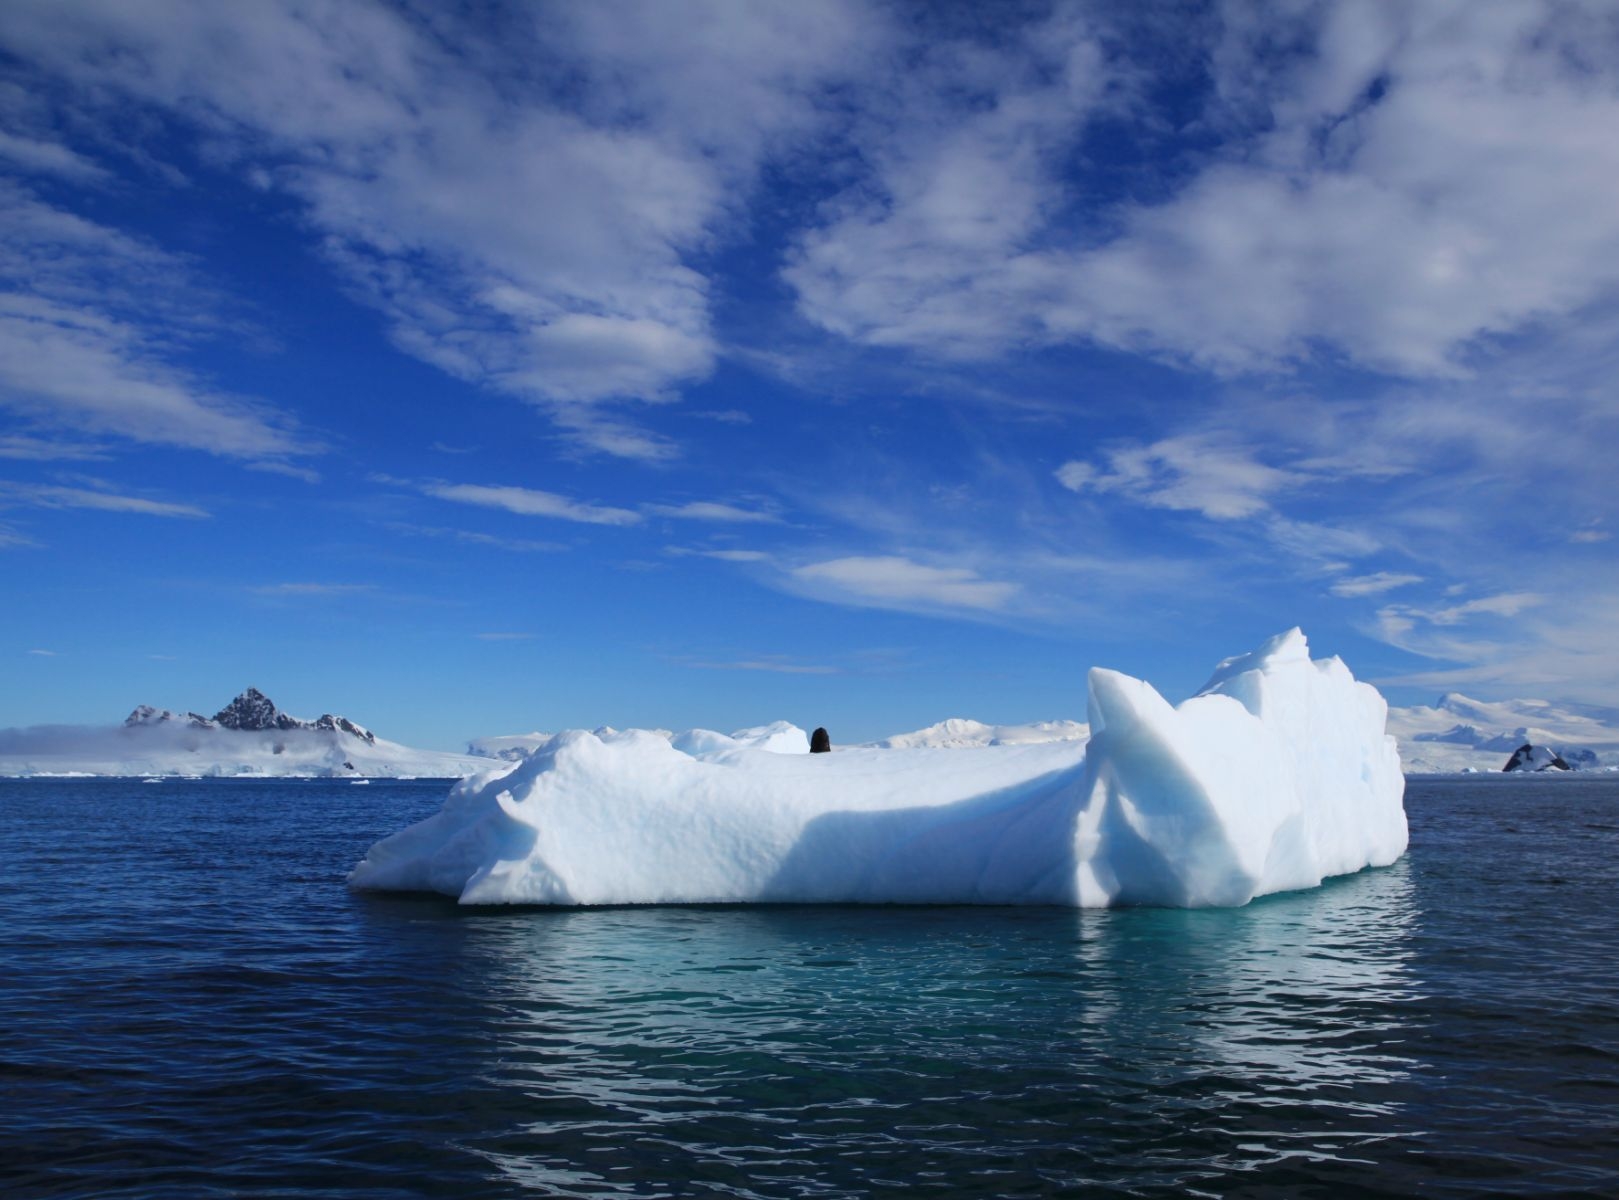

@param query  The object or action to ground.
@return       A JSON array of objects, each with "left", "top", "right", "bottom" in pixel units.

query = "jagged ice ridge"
[{"left": 350, "top": 629, "right": 1408, "bottom": 908}]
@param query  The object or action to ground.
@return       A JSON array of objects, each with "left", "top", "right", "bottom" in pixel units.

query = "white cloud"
[
  {"left": 1373, "top": 586, "right": 1619, "bottom": 704},
  {"left": 0, "top": 184, "right": 312, "bottom": 463},
  {"left": 785, "top": 5, "right": 1114, "bottom": 359},
  {"left": 1373, "top": 591, "right": 1548, "bottom": 655},
  {"left": 0, "top": 0, "right": 885, "bottom": 457},
  {"left": 1263, "top": 517, "right": 1382, "bottom": 563},
  {"left": 0, "top": 522, "right": 35, "bottom": 548},
  {"left": 1426, "top": 592, "right": 1548, "bottom": 626},
  {"left": 2, "top": 482, "right": 208, "bottom": 518},
  {"left": 0, "top": 128, "right": 107, "bottom": 181},
  {"left": 424, "top": 482, "right": 641, "bottom": 527},
  {"left": 1330, "top": 572, "right": 1424, "bottom": 598},
  {"left": 687, "top": 658, "right": 838, "bottom": 676},
  {"left": 688, "top": 409, "right": 752, "bottom": 425},
  {"left": 0, "top": 435, "right": 112, "bottom": 461},
  {"left": 26, "top": 648, "right": 56, "bottom": 656},
  {"left": 1571, "top": 529, "right": 1611, "bottom": 544},
  {"left": 666, "top": 546, "right": 773, "bottom": 563},
  {"left": 792, "top": 555, "right": 1018, "bottom": 612},
  {"left": 646, "top": 501, "right": 780, "bottom": 523},
  {"left": 1056, "top": 434, "right": 1303, "bottom": 520},
  {"left": 383, "top": 522, "right": 566, "bottom": 554},
  {"left": 786, "top": 1, "right": 1619, "bottom": 378}
]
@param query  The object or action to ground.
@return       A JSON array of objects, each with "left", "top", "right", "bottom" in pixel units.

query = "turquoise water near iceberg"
[{"left": 2, "top": 775, "right": 1616, "bottom": 1197}]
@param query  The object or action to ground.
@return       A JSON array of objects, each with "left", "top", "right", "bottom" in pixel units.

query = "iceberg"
[{"left": 349, "top": 629, "right": 1407, "bottom": 908}]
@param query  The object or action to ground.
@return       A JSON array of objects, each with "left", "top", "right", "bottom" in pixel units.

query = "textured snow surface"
[{"left": 350, "top": 629, "right": 1407, "bottom": 908}]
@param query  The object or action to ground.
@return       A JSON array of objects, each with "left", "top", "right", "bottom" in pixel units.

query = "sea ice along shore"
[{"left": 349, "top": 629, "right": 1407, "bottom": 908}]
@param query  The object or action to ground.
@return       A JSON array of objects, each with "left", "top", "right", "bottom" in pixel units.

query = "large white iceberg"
[{"left": 349, "top": 630, "right": 1407, "bottom": 907}]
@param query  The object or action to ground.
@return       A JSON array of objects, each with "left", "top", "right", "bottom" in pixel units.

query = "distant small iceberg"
[{"left": 350, "top": 629, "right": 1407, "bottom": 909}]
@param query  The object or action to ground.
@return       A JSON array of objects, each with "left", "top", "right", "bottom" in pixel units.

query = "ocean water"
[{"left": 2, "top": 775, "right": 1616, "bottom": 1198}]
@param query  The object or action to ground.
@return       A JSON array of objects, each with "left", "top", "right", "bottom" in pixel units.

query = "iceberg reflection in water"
[{"left": 442, "top": 862, "right": 1419, "bottom": 1194}]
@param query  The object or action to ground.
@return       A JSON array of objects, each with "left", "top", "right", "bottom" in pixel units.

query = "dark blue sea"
[{"left": 2, "top": 775, "right": 1616, "bottom": 1198}]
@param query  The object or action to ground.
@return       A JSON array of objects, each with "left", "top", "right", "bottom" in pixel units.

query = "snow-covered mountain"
[
  {"left": 861, "top": 717, "right": 1089, "bottom": 750},
  {"left": 855, "top": 693, "right": 1618, "bottom": 774},
  {"left": 466, "top": 732, "right": 555, "bottom": 762},
  {"left": 9, "top": 681, "right": 1614, "bottom": 781},
  {"left": 0, "top": 688, "right": 488, "bottom": 778},
  {"left": 1385, "top": 693, "right": 1619, "bottom": 773}
]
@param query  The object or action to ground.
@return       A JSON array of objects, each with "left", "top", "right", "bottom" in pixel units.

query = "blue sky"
[{"left": 2, "top": 0, "right": 1616, "bottom": 749}]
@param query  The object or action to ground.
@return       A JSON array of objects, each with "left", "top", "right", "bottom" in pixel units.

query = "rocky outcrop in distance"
[
  {"left": 1503, "top": 743, "right": 1571, "bottom": 772},
  {"left": 125, "top": 687, "right": 376, "bottom": 744}
]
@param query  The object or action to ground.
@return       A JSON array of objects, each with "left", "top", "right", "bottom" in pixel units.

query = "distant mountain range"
[
  {"left": 1384, "top": 692, "right": 1619, "bottom": 773},
  {"left": 3, "top": 686, "right": 1613, "bottom": 779},
  {"left": 126, "top": 686, "right": 378, "bottom": 742},
  {"left": 849, "top": 694, "right": 1619, "bottom": 774},
  {"left": 0, "top": 688, "right": 487, "bottom": 779}
]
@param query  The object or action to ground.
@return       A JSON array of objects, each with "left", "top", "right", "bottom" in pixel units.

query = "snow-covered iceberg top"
[{"left": 349, "top": 629, "right": 1407, "bottom": 908}]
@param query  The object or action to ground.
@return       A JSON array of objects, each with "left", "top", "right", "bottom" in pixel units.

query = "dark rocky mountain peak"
[
  {"left": 313, "top": 713, "right": 376, "bottom": 744},
  {"left": 1502, "top": 743, "right": 1571, "bottom": 772},
  {"left": 214, "top": 687, "right": 302, "bottom": 732},
  {"left": 125, "top": 688, "right": 378, "bottom": 743}
]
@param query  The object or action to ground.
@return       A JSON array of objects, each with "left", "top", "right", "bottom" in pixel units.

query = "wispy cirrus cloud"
[
  {"left": 0, "top": 434, "right": 111, "bottom": 461},
  {"left": 0, "top": 126, "right": 108, "bottom": 182},
  {"left": 1383, "top": 592, "right": 1548, "bottom": 636},
  {"left": 1056, "top": 434, "right": 1304, "bottom": 521},
  {"left": 1, "top": 481, "right": 208, "bottom": 518},
  {"left": 422, "top": 482, "right": 641, "bottom": 527},
  {"left": 0, "top": 184, "right": 315, "bottom": 465},
  {"left": 792, "top": 555, "right": 1018, "bottom": 614},
  {"left": 645, "top": 501, "right": 781, "bottom": 523},
  {"left": 0, "top": 0, "right": 887, "bottom": 458},
  {"left": 1329, "top": 572, "right": 1424, "bottom": 598},
  {"left": 247, "top": 582, "right": 375, "bottom": 598},
  {"left": 0, "top": 520, "right": 37, "bottom": 548},
  {"left": 689, "top": 548, "right": 771, "bottom": 563},
  {"left": 1369, "top": 578, "right": 1619, "bottom": 705},
  {"left": 382, "top": 522, "right": 567, "bottom": 555},
  {"left": 686, "top": 657, "right": 838, "bottom": 676}
]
